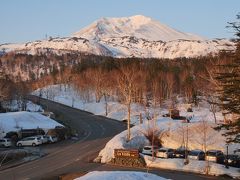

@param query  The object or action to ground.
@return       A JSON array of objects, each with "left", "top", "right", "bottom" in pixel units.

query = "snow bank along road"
[{"left": 0, "top": 97, "right": 224, "bottom": 180}]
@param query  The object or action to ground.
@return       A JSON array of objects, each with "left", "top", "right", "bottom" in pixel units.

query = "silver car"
[
  {"left": 35, "top": 135, "right": 48, "bottom": 144},
  {"left": 17, "top": 136, "right": 42, "bottom": 147},
  {"left": 156, "top": 148, "right": 174, "bottom": 158}
]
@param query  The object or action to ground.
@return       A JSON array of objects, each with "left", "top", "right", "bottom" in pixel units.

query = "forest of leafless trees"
[{"left": 0, "top": 50, "right": 232, "bottom": 113}]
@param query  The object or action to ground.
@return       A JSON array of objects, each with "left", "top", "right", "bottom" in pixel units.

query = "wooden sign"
[{"left": 114, "top": 149, "right": 139, "bottom": 159}]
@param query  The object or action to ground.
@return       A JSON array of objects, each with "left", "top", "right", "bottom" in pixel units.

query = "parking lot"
[
  {"left": 141, "top": 146, "right": 240, "bottom": 168},
  {"left": 0, "top": 136, "right": 79, "bottom": 169}
]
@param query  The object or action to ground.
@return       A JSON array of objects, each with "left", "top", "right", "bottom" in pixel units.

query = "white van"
[{"left": 0, "top": 138, "right": 12, "bottom": 147}]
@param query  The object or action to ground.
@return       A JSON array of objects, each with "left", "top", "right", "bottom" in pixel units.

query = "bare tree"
[
  {"left": 140, "top": 120, "right": 166, "bottom": 160},
  {"left": 192, "top": 118, "right": 217, "bottom": 174},
  {"left": 117, "top": 63, "right": 141, "bottom": 141}
]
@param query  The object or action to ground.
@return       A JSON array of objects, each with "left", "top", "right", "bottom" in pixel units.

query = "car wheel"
[
  {"left": 18, "top": 143, "right": 22, "bottom": 147},
  {"left": 32, "top": 143, "right": 36, "bottom": 147}
]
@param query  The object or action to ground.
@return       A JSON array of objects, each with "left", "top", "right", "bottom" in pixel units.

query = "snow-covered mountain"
[
  {"left": 73, "top": 15, "right": 204, "bottom": 42},
  {"left": 0, "top": 15, "right": 235, "bottom": 59}
]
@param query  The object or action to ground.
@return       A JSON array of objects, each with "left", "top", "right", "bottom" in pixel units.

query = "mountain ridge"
[{"left": 0, "top": 15, "right": 235, "bottom": 59}]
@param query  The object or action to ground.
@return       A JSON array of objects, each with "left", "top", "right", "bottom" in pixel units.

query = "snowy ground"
[
  {"left": 75, "top": 171, "right": 167, "bottom": 180},
  {"left": 0, "top": 111, "right": 64, "bottom": 138},
  {"left": 32, "top": 85, "right": 240, "bottom": 155},
  {"left": 32, "top": 84, "right": 240, "bottom": 178},
  {"left": 97, "top": 117, "right": 240, "bottom": 163},
  {"left": 144, "top": 156, "right": 240, "bottom": 178},
  {"left": 32, "top": 85, "right": 224, "bottom": 125}
]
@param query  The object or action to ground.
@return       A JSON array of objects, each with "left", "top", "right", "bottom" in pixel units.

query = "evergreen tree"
[{"left": 215, "top": 14, "right": 240, "bottom": 143}]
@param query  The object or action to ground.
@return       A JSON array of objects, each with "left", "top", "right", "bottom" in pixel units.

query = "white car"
[
  {"left": 17, "top": 136, "right": 42, "bottom": 147},
  {"left": 156, "top": 148, "right": 174, "bottom": 158},
  {"left": 35, "top": 135, "right": 48, "bottom": 144},
  {"left": 0, "top": 138, "right": 12, "bottom": 147},
  {"left": 141, "top": 146, "right": 158, "bottom": 156},
  {"left": 46, "top": 135, "right": 58, "bottom": 143}
]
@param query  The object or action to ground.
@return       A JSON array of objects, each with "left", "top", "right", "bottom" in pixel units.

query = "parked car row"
[
  {"left": 16, "top": 135, "right": 58, "bottom": 147},
  {"left": 141, "top": 146, "right": 240, "bottom": 168},
  {"left": 0, "top": 135, "right": 58, "bottom": 147}
]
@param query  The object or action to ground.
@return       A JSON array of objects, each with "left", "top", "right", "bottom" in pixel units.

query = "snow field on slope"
[{"left": 32, "top": 84, "right": 224, "bottom": 125}]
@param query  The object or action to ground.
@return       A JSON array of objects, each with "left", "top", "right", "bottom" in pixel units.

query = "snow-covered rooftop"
[{"left": 0, "top": 111, "right": 63, "bottom": 137}]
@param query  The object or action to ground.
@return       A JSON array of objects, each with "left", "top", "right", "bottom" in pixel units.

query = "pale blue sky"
[{"left": 0, "top": 0, "right": 239, "bottom": 43}]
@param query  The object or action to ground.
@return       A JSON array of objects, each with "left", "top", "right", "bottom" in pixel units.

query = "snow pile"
[
  {"left": 0, "top": 15, "right": 235, "bottom": 59},
  {"left": 75, "top": 171, "right": 167, "bottom": 180},
  {"left": 98, "top": 118, "right": 240, "bottom": 177},
  {"left": 0, "top": 111, "right": 64, "bottom": 138},
  {"left": 144, "top": 156, "right": 240, "bottom": 178},
  {"left": 1, "top": 100, "right": 43, "bottom": 112},
  {"left": 98, "top": 123, "right": 149, "bottom": 163},
  {"left": 98, "top": 118, "right": 240, "bottom": 163}
]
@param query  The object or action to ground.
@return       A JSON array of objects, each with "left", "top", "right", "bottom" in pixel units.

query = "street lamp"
[{"left": 225, "top": 143, "right": 229, "bottom": 169}]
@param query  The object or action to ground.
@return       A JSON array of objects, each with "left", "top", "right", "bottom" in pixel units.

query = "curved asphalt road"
[{"left": 0, "top": 97, "right": 226, "bottom": 180}]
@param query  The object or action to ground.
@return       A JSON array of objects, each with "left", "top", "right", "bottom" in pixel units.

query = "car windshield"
[
  {"left": 175, "top": 149, "right": 185, "bottom": 153},
  {"left": 207, "top": 151, "right": 217, "bottom": 156},
  {"left": 158, "top": 149, "right": 167, "bottom": 152},
  {"left": 144, "top": 147, "right": 151, "bottom": 150},
  {"left": 189, "top": 151, "right": 200, "bottom": 156}
]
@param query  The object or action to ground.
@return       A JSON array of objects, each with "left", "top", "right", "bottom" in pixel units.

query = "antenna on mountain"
[{"left": 45, "top": 34, "right": 48, "bottom": 40}]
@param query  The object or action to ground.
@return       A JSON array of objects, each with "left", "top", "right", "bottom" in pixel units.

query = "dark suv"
[
  {"left": 173, "top": 148, "right": 189, "bottom": 158},
  {"left": 226, "top": 155, "right": 240, "bottom": 168}
]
